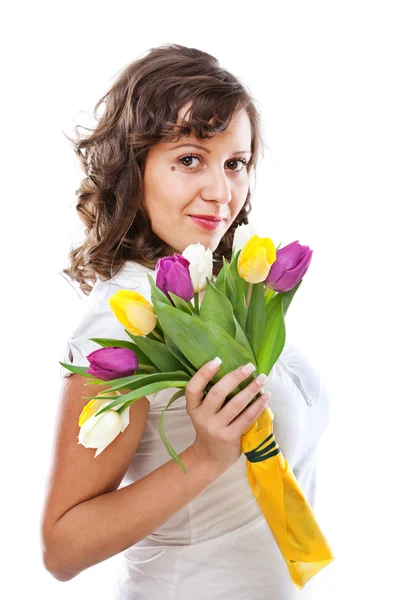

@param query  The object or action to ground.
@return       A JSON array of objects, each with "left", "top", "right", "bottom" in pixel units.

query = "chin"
[{"left": 167, "top": 232, "right": 224, "bottom": 255}]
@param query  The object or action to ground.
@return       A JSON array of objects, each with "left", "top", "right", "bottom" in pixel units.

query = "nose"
[{"left": 200, "top": 165, "right": 232, "bottom": 205}]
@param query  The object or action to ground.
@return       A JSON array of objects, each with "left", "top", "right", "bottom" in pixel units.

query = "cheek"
[
  {"left": 237, "top": 176, "right": 250, "bottom": 203},
  {"left": 155, "top": 168, "right": 191, "bottom": 205},
  {"left": 233, "top": 180, "right": 249, "bottom": 207},
  {"left": 144, "top": 168, "right": 187, "bottom": 221}
]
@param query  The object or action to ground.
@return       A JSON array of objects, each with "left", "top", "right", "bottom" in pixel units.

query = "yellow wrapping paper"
[{"left": 241, "top": 406, "right": 335, "bottom": 592}]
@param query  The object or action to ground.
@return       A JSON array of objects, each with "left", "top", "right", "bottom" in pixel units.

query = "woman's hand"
[{"left": 185, "top": 359, "right": 271, "bottom": 473}]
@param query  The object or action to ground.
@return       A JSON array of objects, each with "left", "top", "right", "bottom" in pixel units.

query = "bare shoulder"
[{"left": 41, "top": 373, "right": 149, "bottom": 536}]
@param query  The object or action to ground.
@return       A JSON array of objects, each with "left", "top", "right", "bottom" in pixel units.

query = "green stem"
[
  {"left": 246, "top": 283, "right": 253, "bottom": 308},
  {"left": 264, "top": 288, "right": 275, "bottom": 305},
  {"left": 151, "top": 328, "right": 164, "bottom": 342},
  {"left": 138, "top": 363, "right": 157, "bottom": 372},
  {"left": 194, "top": 292, "right": 199, "bottom": 313}
]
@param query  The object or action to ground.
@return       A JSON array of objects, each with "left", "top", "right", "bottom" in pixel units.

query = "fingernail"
[
  {"left": 264, "top": 391, "right": 271, "bottom": 404},
  {"left": 255, "top": 373, "right": 267, "bottom": 386},
  {"left": 209, "top": 357, "right": 222, "bottom": 369},
  {"left": 241, "top": 362, "right": 256, "bottom": 375}
]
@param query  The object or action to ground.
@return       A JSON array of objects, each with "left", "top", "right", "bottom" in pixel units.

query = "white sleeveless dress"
[{"left": 59, "top": 260, "right": 332, "bottom": 599}]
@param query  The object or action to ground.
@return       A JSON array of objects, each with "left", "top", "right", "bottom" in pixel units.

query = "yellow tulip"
[
  {"left": 79, "top": 398, "right": 102, "bottom": 427},
  {"left": 78, "top": 392, "right": 129, "bottom": 458},
  {"left": 109, "top": 290, "right": 157, "bottom": 336},
  {"left": 79, "top": 392, "right": 123, "bottom": 427},
  {"left": 237, "top": 235, "right": 277, "bottom": 283}
]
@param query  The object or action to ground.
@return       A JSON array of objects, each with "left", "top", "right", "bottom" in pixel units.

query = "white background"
[{"left": 2, "top": 0, "right": 399, "bottom": 597}]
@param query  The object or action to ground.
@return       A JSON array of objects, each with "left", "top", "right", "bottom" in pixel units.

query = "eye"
[
  {"left": 178, "top": 154, "right": 202, "bottom": 169},
  {"left": 177, "top": 154, "right": 248, "bottom": 172},
  {"left": 226, "top": 158, "right": 249, "bottom": 172}
]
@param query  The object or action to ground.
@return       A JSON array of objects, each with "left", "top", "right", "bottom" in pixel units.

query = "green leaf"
[
  {"left": 146, "top": 272, "right": 172, "bottom": 306},
  {"left": 232, "top": 313, "right": 256, "bottom": 364},
  {"left": 82, "top": 395, "right": 126, "bottom": 402},
  {"left": 229, "top": 249, "right": 248, "bottom": 298},
  {"left": 93, "top": 379, "right": 189, "bottom": 416},
  {"left": 245, "top": 282, "right": 266, "bottom": 358},
  {"left": 197, "top": 278, "right": 256, "bottom": 367},
  {"left": 158, "top": 388, "right": 188, "bottom": 473},
  {"left": 213, "top": 261, "right": 226, "bottom": 294},
  {"left": 152, "top": 299, "right": 256, "bottom": 399},
  {"left": 84, "top": 372, "right": 153, "bottom": 388},
  {"left": 126, "top": 333, "right": 183, "bottom": 372},
  {"left": 213, "top": 250, "right": 239, "bottom": 294},
  {"left": 199, "top": 279, "right": 236, "bottom": 338},
  {"left": 163, "top": 332, "right": 196, "bottom": 376},
  {"left": 232, "top": 287, "right": 248, "bottom": 331},
  {"left": 281, "top": 280, "right": 302, "bottom": 317},
  {"left": 84, "top": 370, "right": 189, "bottom": 395},
  {"left": 223, "top": 256, "right": 237, "bottom": 305},
  {"left": 168, "top": 292, "right": 194, "bottom": 315},
  {"left": 257, "top": 293, "right": 286, "bottom": 376},
  {"left": 146, "top": 273, "right": 181, "bottom": 338},
  {"left": 59, "top": 362, "right": 96, "bottom": 378},
  {"left": 226, "top": 249, "right": 252, "bottom": 330}
]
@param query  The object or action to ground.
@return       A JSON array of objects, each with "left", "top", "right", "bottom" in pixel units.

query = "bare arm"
[
  {"left": 46, "top": 445, "right": 220, "bottom": 581},
  {"left": 41, "top": 374, "right": 224, "bottom": 582},
  {"left": 41, "top": 358, "right": 268, "bottom": 582}
]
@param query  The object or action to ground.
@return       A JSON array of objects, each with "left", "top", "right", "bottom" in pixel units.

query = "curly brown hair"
[{"left": 62, "top": 43, "right": 265, "bottom": 295}]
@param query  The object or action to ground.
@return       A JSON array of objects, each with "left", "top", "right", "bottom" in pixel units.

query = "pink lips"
[{"left": 189, "top": 216, "right": 222, "bottom": 230}]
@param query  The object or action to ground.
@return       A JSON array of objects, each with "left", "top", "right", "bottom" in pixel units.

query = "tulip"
[
  {"left": 78, "top": 393, "right": 129, "bottom": 457},
  {"left": 232, "top": 222, "right": 257, "bottom": 254},
  {"left": 86, "top": 346, "right": 139, "bottom": 381},
  {"left": 109, "top": 290, "right": 157, "bottom": 336},
  {"left": 265, "top": 240, "right": 313, "bottom": 292},
  {"left": 237, "top": 235, "right": 276, "bottom": 284},
  {"left": 181, "top": 243, "right": 213, "bottom": 293},
  {"left": 155, "top": 254, "right": 194, "bottom": 303}
]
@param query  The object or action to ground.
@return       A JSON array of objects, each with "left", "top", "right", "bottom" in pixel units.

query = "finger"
[
  {"left": 214, "top": 372, "right": 268, "bottom": 428},
  {"left": 201, "top": 362, "right": 258, "bottom": 418},
  {"left": 185, "top": 357, "right": 223, "bottom": 411},
  {"left": 226, "top": 391, "right": 271, "bottom": 439}
]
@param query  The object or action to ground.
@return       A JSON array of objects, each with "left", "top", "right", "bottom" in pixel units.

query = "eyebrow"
[{"left": 168, "top": 143, "right": 251, "bottom": 155}]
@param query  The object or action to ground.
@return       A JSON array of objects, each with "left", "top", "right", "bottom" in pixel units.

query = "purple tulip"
[
  {"left": 265, "top": 240, "right": 313, "bottom": 293},
  {"left": 86, "top": 346, "right": 139, "bottom": 381},
  {"left": 155, "top": 254, "right": 194, "bottom": 304}
]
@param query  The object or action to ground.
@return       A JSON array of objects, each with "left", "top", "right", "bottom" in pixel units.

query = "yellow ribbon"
[{"left": 241, "top": 406, "right": 335, "bottom": 592}]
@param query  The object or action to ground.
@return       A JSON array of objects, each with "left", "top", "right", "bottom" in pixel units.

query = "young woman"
[{"left": 41, "top": 43, "right": 331, "bottom": 599}]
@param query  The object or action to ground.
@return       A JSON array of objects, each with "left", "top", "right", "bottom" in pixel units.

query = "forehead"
[{"left": 166, "top": 102, "right": 252, "bottom": 150}]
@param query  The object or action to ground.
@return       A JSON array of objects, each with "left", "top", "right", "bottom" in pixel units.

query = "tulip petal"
[
  {"left": 94, "top": 446, "right": 107, "bottom": 458},
  {"left": 156, "top": 254, "right": 194, "bottom": 302},
  {"left": 86, "top": 346, "right": 139, "bottom": 381},
  {"left": 78, "top": 410, "right": 122, "bottom": 451},
  {"left": 238, "top": 235, "right": 276, "bottom": 284},
  {"left": 109, "top": 290, "right": 157, "bottom": 336},
  {"left": 265, "top": 241, "right": 313, "bottom": 293},
  {"left": 78, "top": 399, "right": 106, "bottom": 427},
  {"left": 232, "top": 223, "right": 257, "bottom": 253},
  {"left": 182, "top": 243, "right": 213, "bottom": 293},
  {"left": 120, "top": 405, "right": 130, "bottom": 432}
]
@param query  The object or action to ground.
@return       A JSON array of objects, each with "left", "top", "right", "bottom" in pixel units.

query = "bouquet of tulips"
[{"left": 61, "top": 223, "right": 335, "bottom": 591}]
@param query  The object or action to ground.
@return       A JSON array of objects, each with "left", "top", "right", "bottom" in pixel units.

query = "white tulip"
[
  {"left": 182, "top": 243, "right": 213, "bottom": 293},
  {"left": 232, "top": 223, "right": 257, "bottom": 254},
  {"left": 78, "top": 396, "right": 130, "bottom": 457}
]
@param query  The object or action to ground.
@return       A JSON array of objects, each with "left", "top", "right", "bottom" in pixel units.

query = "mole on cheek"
[{"left": 171, "top": 166, "right": 176, "bottom": 171}]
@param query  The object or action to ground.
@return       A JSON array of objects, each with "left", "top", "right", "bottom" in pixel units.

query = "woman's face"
[{"left": 142, "top": 102, "right": 252, "bottom": 255}]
